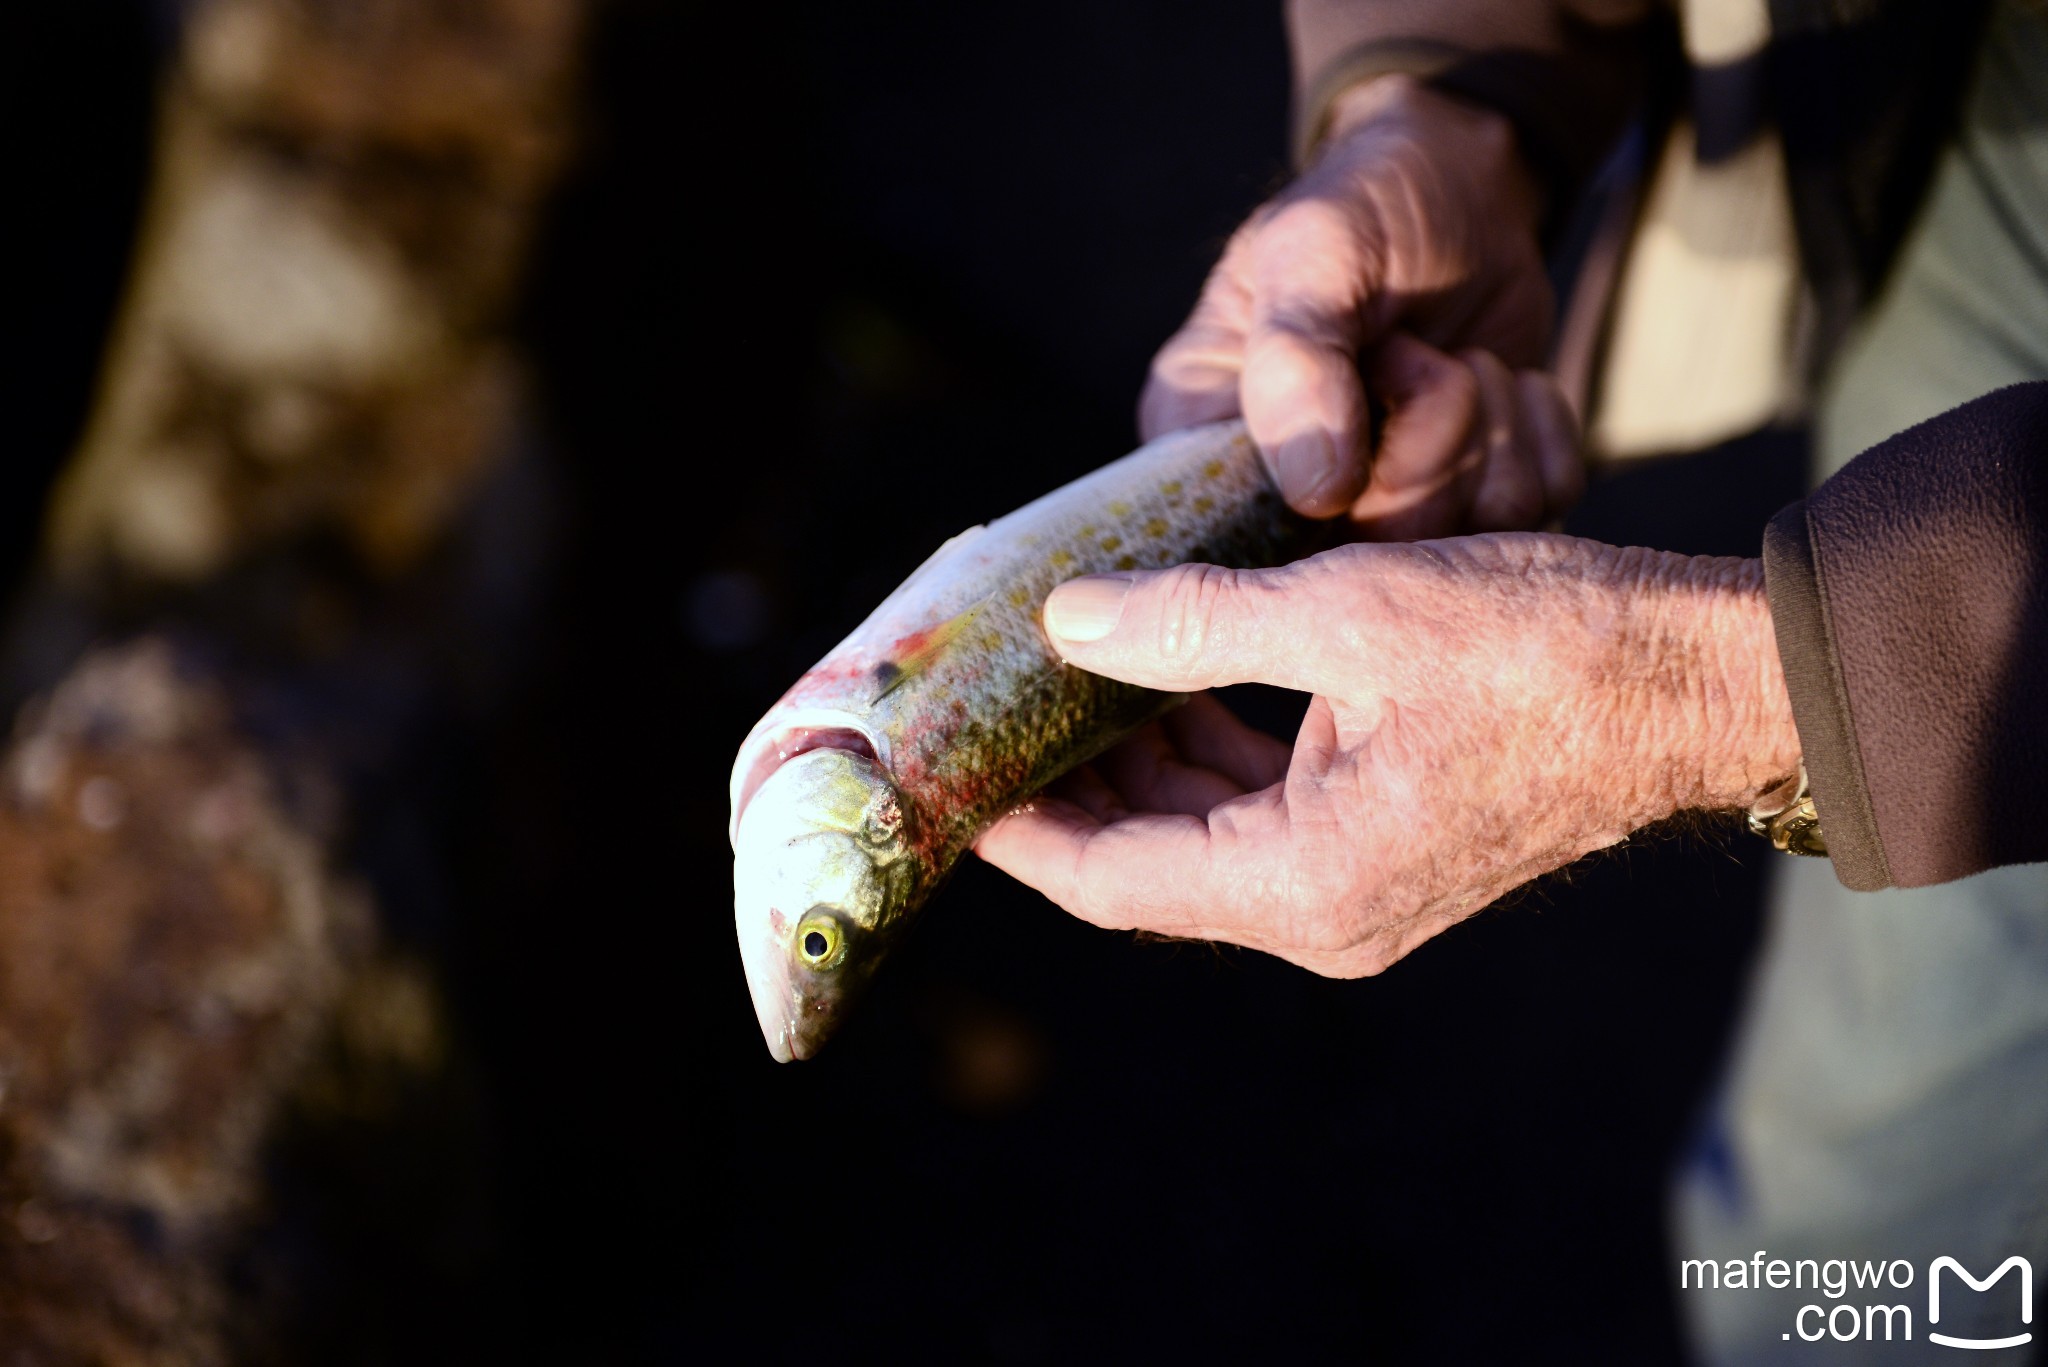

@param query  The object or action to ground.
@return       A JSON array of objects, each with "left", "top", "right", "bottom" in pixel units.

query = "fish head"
[{"left": 732, "top": 745, "right": 919, "bottom": 1061}]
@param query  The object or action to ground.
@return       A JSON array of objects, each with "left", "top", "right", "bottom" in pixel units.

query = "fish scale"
[{"left": 729, "top": 419, "right": 1315, "bottom": 1060}]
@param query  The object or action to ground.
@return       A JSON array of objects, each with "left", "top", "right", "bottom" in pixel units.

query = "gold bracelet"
[{"left": 1747, "top": 764, "right": 1827, "bottom": 856}]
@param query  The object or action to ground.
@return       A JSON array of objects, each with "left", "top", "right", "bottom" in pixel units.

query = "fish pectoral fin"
[{"left": 871, "top": 596, "right": 992, "bottom": 703}]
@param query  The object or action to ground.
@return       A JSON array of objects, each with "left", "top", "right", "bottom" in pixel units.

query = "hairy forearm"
[{"left": 1396, "top": 536, "right": 1803, "bottom": 894}]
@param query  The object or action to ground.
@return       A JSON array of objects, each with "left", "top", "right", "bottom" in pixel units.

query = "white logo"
[{"left": 1928, "top": 1256, "right": 2032, "bottom": 1351}]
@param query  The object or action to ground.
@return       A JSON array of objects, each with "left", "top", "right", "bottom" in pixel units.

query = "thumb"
[
  {"left": 1042, "top": 562, "right": 1333, "bottom": 694},
  {"left": 1238, "top": 200, "right": 1382, "bottom": 518}
]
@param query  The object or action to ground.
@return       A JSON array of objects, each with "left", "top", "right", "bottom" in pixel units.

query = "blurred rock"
[
  {"left": 0, "top": 642, "right": 371, "bottom": 1361},
  {"left": 46, "top": 0, "right": 585, "bottom": 590},
  {"left": 0, "top": 0, "right": 590, "bottom": 1358}
]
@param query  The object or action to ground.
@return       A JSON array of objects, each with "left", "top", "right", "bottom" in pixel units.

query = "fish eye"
[{"left": 795, "top": 912, "right": 844, "bottom": 969}]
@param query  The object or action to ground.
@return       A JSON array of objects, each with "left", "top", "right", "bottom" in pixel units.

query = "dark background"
[{"left": 20, "top": 2, "right": 1812, "bottom": 1361}]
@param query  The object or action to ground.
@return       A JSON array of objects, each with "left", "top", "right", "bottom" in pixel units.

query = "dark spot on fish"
[
  {"left": 805, "top": 930, "right": 829, "bottom": 958},
  {"left": 873, "top": 661, "right": 903, "bottom": 687}
]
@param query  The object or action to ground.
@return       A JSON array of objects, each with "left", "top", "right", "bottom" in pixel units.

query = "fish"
[{"left": 728, "top": 419, "right": 1313, "bottom": 1061}]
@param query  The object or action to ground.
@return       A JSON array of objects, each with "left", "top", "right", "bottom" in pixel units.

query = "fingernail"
[
  {"left": 1274, "top": 431, "right": 1338, "bottom": 511},
  {"left": 1044, "top": 575, "right": 1133, "bottom": 643}
]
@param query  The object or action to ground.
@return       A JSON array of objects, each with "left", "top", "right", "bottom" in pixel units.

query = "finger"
[
  {"left": 1236, "top": 198, "right": 1379, "bottom": 516},
  {"left": 1465, "top": 350, "right": 1546, "bottom": 532},
  {"left": 975, "top": 804, "right": 1208, "bottom": 935},
  {"left": 1139, "top": 236, "right": 1254, "bottom": 441},
  {"left": 1452, "top": 249, "right": 1554, "bottom": 369},
  {"left": 1517, "top": 370, "right": 1585, "bottom": 521},
  {"left": 975, "top": 793, "right": 1285, "bottom": 941},
  {"left": 1140, "top": 319, "right": 1247, "bottom": 442},
  {"left": 1095, "top": 724, "right": 1249, "bottom": 818},
  {"left": 1348, "top": 333, "right": 1483, "bottom": 539},
  {"left": 1162, "top": 692, "right": 1291, "bottom": 792},
  {"left": 1044, "top": 762, "right": 1130, "bottom": 824},
  {"left": 1041, "top": 558, "right": 1364, "bottom": 697}
]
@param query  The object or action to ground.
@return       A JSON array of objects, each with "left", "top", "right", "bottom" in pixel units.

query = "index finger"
[
  {"left": 1138, "top": 232, "right": 1255, "bottom": 442},
  {"left": 974, "top": 787, "right": 1288, "bottom": 946}
]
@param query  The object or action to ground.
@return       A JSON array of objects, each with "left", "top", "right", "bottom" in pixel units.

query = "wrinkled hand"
[
  {"left": 976, "top": 538, "right": 1801, "bottom": 976},
  {"left": 1146, "top": 77, "right": 1580, "bottom": 536}
]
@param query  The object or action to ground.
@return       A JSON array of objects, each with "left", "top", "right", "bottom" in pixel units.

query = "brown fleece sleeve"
[
  {"left": 1761, "top": 382, "right": 2048, "bottom": 890},
  {"left": 1286, "top": 0, "right": 1657, "bottom": 193}
]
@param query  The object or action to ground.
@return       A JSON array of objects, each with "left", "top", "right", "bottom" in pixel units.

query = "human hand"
[
  {"left": 976, "top": 537, "right": 1802, "bottom": 976},
  {"left": 1144, "top": 77, "right": 1581, "bottom": 537}
]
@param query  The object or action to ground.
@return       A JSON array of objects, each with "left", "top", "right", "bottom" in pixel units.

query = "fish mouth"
[
  {"left": 729, "top": 726, "right": 902, "bottom": 1063},
  {"left": 734, "top": 925, "right": 845, "bottom": 1064},
  {"left": 735, "top": 911, "right": 799, "bottom": 1063},
  {"left": 728, "top": 713, "right": 885, "bottom": 846}
]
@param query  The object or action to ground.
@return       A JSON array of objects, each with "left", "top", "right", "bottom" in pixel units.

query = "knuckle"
[
  {"left": 1150, "top": 562, "right": 1241, "bottom": 680},
  {"left": 1145, "top": 340, "right": 1194, "bottom": 387},
  {"left": 1143, "top": 346, "right": 1175, "bottom": 385},
  {"left": 1476, "top": 482, "right": 1543, "bottom": 532},
  {"left": 1260, "top": 196, "right": 1348, "bottom": 248},
  {"left": 1343, "top": 943, "right": 1398, "bottom": 978},
  {"left": 1298, "top": 926, "right": 1393, "bottom": 979},
  {"left": 1313, "top": 900, "right": 1398, "bottom": 976},
  {"left": 1287, "top": 865, "right": 1364, "bottom": 957},
  {"left": 1500, "top": 478, "right": 1546, "bottom": 527},
  {"left": 1225, "top": 211, "right": 1271, "bottom": 255},
  {"left": 1436, "top": 357, "right": 1481, "bottom": 412},
  {"left": 1490, "top": 485, "right": 1540, "bottom": 528},
  {"left": 1242, "top": 327, "right": 1333, "bottom": 390},
  {"left": 1300, "top": 913, "right": 1355, "bottom": 958},
  {"left": 1253, "top": 197, "right": 1372, "bottom": 281},
  {"left": 1145, "top": 333, "right": 1240, "bottom": 405},
  {"left": 1469, "top": 109, "right": 1516, "bottom": 163},
  {"left": 1250, "top": 316, "right": 1351, "bottom": 374},
  {"left": 1458, "top": 346, "right": 1512, "bottom": 388}
]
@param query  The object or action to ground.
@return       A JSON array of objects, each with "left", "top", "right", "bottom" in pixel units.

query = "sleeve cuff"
[
  {"left": 1293, "top": 33, "right": 1646, "bottom": 203},
  {"left": 1291, "top": 39, "right": 1466, "bottom": 167},
  {"left": 1762, "top": 500, "right": 1893, "bottom": 891}
]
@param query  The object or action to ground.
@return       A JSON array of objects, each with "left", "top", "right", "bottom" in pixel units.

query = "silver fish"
[{"left": 729, "top": 420, "right": 1310, "bottom": 1060}]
